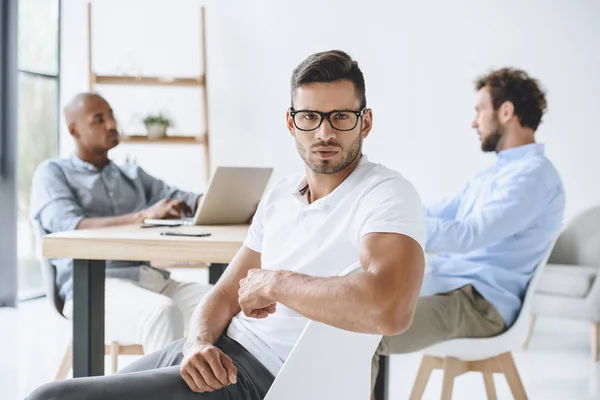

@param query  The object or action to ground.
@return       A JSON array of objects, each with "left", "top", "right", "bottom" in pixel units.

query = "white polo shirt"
[{"left": 226, "top": 155, "right": 425, "bottom": 376}]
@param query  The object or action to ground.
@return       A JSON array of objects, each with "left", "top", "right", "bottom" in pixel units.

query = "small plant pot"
[{"left": 145, "top": 124, "right": 168, "bottom": 140}]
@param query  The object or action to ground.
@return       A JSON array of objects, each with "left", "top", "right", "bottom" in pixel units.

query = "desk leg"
[
  {"left": 73, "top": 259, "right": 105, "bottom": 377},
  {"left": 209, "top": 263, "right": 228, "bottom": 284},
  {"left": 374, "top": 355, "right": 389, "bottom": 400}
]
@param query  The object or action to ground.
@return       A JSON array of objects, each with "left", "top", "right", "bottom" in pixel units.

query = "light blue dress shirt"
[
  {"left": 30, "top": 154, "right": 201, "bottom": 301},
  {"left": 421, "top": 143, "right": 565, "bottom": 327}
]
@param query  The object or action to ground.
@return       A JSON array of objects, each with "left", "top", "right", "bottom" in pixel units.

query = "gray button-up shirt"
[{"left": 30, "top": 154, "right": 201, "bottom": 301}]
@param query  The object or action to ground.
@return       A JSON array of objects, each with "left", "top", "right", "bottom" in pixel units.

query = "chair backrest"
[
  {"left": 509, "top": 238, "right": 557, "bottom": 337},
  {"left": 31, "top": 219, "right": 65, "bottom": 318},
  {"left": 549, "top": 205, "right": 600, "bottom": 267},
  {"left": 264, "top": 262, "right": 382, "bottom": 400}
]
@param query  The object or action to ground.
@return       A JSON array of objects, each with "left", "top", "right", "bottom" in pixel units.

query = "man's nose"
[
  {"left": 315, "top": 118, "right": 337, "bottom": 141},
  {"left": 106, "top": 118, "right": 118, "bottom": 130}
]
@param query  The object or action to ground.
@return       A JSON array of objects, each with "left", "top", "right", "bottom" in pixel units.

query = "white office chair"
[
  {"left": 528, "top": 205, "right": 600, "bottom": 361},
  {"left": 31, "top": 220, "right": 144, "bottom": 379},
  {"left": 409, "top": 243, "right": 555, "bottom": 400},
  {"left": 264, "top": 262, "right": 382, "bottom": 400}
]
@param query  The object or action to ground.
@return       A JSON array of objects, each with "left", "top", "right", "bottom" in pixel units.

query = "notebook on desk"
[{"left": 144, "top": 166, "right": 273, "bottom": 226}]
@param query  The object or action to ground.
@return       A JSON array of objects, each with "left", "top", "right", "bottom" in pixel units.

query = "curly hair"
[
  {"left": 475, "top": 68, "right": 547, "bottom": 131},
  {"left": 290, "top": 50, "right": 366, "bottom": 108}
]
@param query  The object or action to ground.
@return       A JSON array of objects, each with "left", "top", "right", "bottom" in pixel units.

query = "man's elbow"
[{"left": 375, "top": 307, "right": 415, "bottom": 336}]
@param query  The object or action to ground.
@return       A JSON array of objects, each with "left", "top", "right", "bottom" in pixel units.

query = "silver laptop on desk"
[{"left": 144, "top": 166, "right": 273, "bottom": 226}]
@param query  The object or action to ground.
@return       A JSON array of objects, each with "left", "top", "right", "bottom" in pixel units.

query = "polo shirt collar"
[{"left": 291, "top": 154, "right": 373, "bottom": 207}]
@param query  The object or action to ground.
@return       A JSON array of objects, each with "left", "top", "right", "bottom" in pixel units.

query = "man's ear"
[
  {"left": 67, "top": 122, "right": 79, "bottom": 139},
  {"left": 285, "top": 109, "right": 295, "bottom": 137},
  {"left": 498, "top": 101, "right": 515, "bottom": 124},
  {"left": 360, "top": 108, "right": 373, "bottom": 139}
]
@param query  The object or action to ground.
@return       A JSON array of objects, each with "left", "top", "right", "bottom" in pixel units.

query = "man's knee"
[{"left": 27, "top": 380, "right": 78, "bottom": 400}]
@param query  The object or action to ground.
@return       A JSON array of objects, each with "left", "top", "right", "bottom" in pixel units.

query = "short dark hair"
[
  {"left": 475, "top": 68, "right": 547, "bottom": 131},
  {"left": 290, "top": 50, "right": 366, "bottom": 108}
]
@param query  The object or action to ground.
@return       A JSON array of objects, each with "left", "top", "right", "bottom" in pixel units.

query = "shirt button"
[{"left": 109, "top": 192, "right": 114, "bottom": 197}]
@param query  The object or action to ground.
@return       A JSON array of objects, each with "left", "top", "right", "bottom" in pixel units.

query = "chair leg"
[
  {"left": 110, "top": 341, "right": 120, "bottom": 373},
  {"left": 54, "top": 340, "right": 72, "bottom": 380},
  {"left": 441, "top": 357, "right": 463, "bottom": 400},
  {"left": 409, "top": 355, "right": 437, "bottom": 400},
  {"left": 482, "top": 373, "right": 497, "bottom": 400},
  {"left": 522, "top": 314, "right": 536, "bottom": 350},
  {"left": 498, "top": 352, "right": 528, "bottom": 400},
  {"left": 592, "top": 322, "right": 599, "bottom": 362}
]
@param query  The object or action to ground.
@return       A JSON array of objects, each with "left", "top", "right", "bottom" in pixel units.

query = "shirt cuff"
[
  {"left": 59, "top": 215, "right": 85, "bottom": 232},
  {"left": 189, "top": 193, "right": 203, "bottom": 212},
  {"left": 243, "top": 237, "right": 262, "bottom": 253}
]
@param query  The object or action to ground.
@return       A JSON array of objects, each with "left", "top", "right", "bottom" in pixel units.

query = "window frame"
[{"left": 15, "top": 0, "right": 62, "bottom": 301}]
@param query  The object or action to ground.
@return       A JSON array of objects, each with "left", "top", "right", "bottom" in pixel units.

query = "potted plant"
[{"left": 142, "top": 113, "right": 173, "bottom": 139}]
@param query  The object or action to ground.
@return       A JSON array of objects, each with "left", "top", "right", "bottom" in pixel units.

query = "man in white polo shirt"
[{"left": 27, "top": 50, "right": 426, "bottom": 400}]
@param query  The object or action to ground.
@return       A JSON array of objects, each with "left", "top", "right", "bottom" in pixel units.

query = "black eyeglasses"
[{"left": 290, "top": 107, "right": 367, "bottom": 132}]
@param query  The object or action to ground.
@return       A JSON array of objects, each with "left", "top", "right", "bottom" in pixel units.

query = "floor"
[{"left": 1, "top": 270, "right": 599, "bottom": 399}]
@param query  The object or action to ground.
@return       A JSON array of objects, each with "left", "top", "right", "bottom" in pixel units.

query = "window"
[{"left": 17, "top": 0, "right": 60, "bottom": 299}]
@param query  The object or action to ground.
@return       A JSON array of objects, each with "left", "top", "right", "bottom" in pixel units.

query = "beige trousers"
[
  {"left": 63, "top": 265, "right": 213, "bottom": 353},
  {"left": 371, "top": 285, "right": 506, "bottom": 387}
]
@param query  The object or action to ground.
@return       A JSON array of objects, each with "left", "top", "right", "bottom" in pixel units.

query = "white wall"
[{"left": 61, "top": 0, "right": 600, "bottom": 220}]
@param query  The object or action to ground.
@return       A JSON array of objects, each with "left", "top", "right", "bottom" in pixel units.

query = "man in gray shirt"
[{"left": 30, "top": 92, "right": 213, "bottom": 353}]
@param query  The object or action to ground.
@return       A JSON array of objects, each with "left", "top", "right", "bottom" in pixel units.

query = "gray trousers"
[{"left": 27, "top": 336, "right": 275, "bottom": 400}]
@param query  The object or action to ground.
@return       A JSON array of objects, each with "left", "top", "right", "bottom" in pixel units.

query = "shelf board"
[
  {"left": 93, "top": 74, "right": 205, "bottom": 87},
  {"left": 120, "top": 135, "right": 207, "bottom": 144}
]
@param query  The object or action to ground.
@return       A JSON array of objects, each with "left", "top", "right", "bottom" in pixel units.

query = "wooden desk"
[{"left": 42, "top": 224, "right": 248, "bottom": 378}]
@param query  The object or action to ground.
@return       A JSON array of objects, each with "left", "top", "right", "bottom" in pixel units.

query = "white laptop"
[{"left": 144, "top": 166, "right": 273, "bottom": 226}]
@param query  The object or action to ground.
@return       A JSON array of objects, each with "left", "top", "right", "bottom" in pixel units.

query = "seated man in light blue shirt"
[
  {"left": 372, "top": 68, "right": 565, "bottom": 383},
  {"left": 30, "top": 92, "right": 213, "bottom": 353}
]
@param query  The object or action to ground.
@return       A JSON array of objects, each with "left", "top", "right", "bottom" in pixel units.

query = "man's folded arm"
[
  {"left": 31, "top": 162, "right": 150, "bottom": 232},
  {"left": 268, "top": 232, "right": 425, "bottom": 336},
  {"left": 184, "top": 246, "right": 261, "bottom": 347},
  {"left": 425, "top": 170, "right": 552, "bottom": 253}
]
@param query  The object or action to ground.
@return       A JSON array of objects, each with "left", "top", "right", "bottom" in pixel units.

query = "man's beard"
[
  {"left": 481, "top": 130, "right": 502, "bottom": 152},
  {"left": 481, "top": 116, "right": 504, "bottom": 152},
  {"left": 296, "top": 133, "right": 362, "bottom": 174}
]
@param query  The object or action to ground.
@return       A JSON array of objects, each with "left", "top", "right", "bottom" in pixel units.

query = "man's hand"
[
  {"left": 180, "top": 340, "right": 238, "bottom": 393},
  {"left": 238, "top": 269, "right": 280, "bottom": 318},
  {"left": 143, "top": 198, "right": 193, "bottom": 220}
]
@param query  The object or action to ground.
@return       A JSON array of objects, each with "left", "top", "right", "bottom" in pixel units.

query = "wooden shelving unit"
[
  {"left": 93, "top": 75, "right": 206, "bottom": 87},
  {"left": 87, "top": 3, "right": 211, "bottom": 183},
  {"left": 120, "top": 135, "right": 207, "bottom": 144}
]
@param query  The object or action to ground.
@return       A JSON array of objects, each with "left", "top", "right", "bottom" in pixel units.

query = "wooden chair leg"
[
  {"left": 409, "top": 355, "right": 438, "bottom": 400},
  {"left": 482, "top": 372, "right": 497, "bottom": 400},
  {"left": 592, "top": 322, "right": 599, "bottom": 362},
  {"left": 498, "top": 352, "right": 528, "bottom": 400},
  {"left": 441, "top": 357, "right": 464, "bottom": 400},
  {"left": 522, "top": 315, "right": 536, "bottom": 350},
  {"left": 54, "top": 340, "right": 72, "bottom": 380},
  {"left": 110, "top": 341, "right": 120, "bottom": 373}
]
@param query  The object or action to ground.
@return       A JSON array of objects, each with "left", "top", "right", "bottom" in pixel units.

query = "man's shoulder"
[
  {"left": 502, "top": 154, "right": 563, "bottom": 188},
  {"left": 364, "top": 163, "right": 419, "bottom": 196},
  {"left": 33, "top": 158, "right": 72, "bottom": 181},
  {"left": 357, "top": 163, "right": 423, "bottom": 210}
]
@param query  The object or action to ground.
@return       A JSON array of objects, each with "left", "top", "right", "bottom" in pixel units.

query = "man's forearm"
[
  {"left": 185, "top": 287, "right": 240, "bottom": 347},
  {"left": 270, "top": 271, "right": 416, "bottom": 335},
  {"left": 76, "top": 212, "right": 145, "bottom": 229}
]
